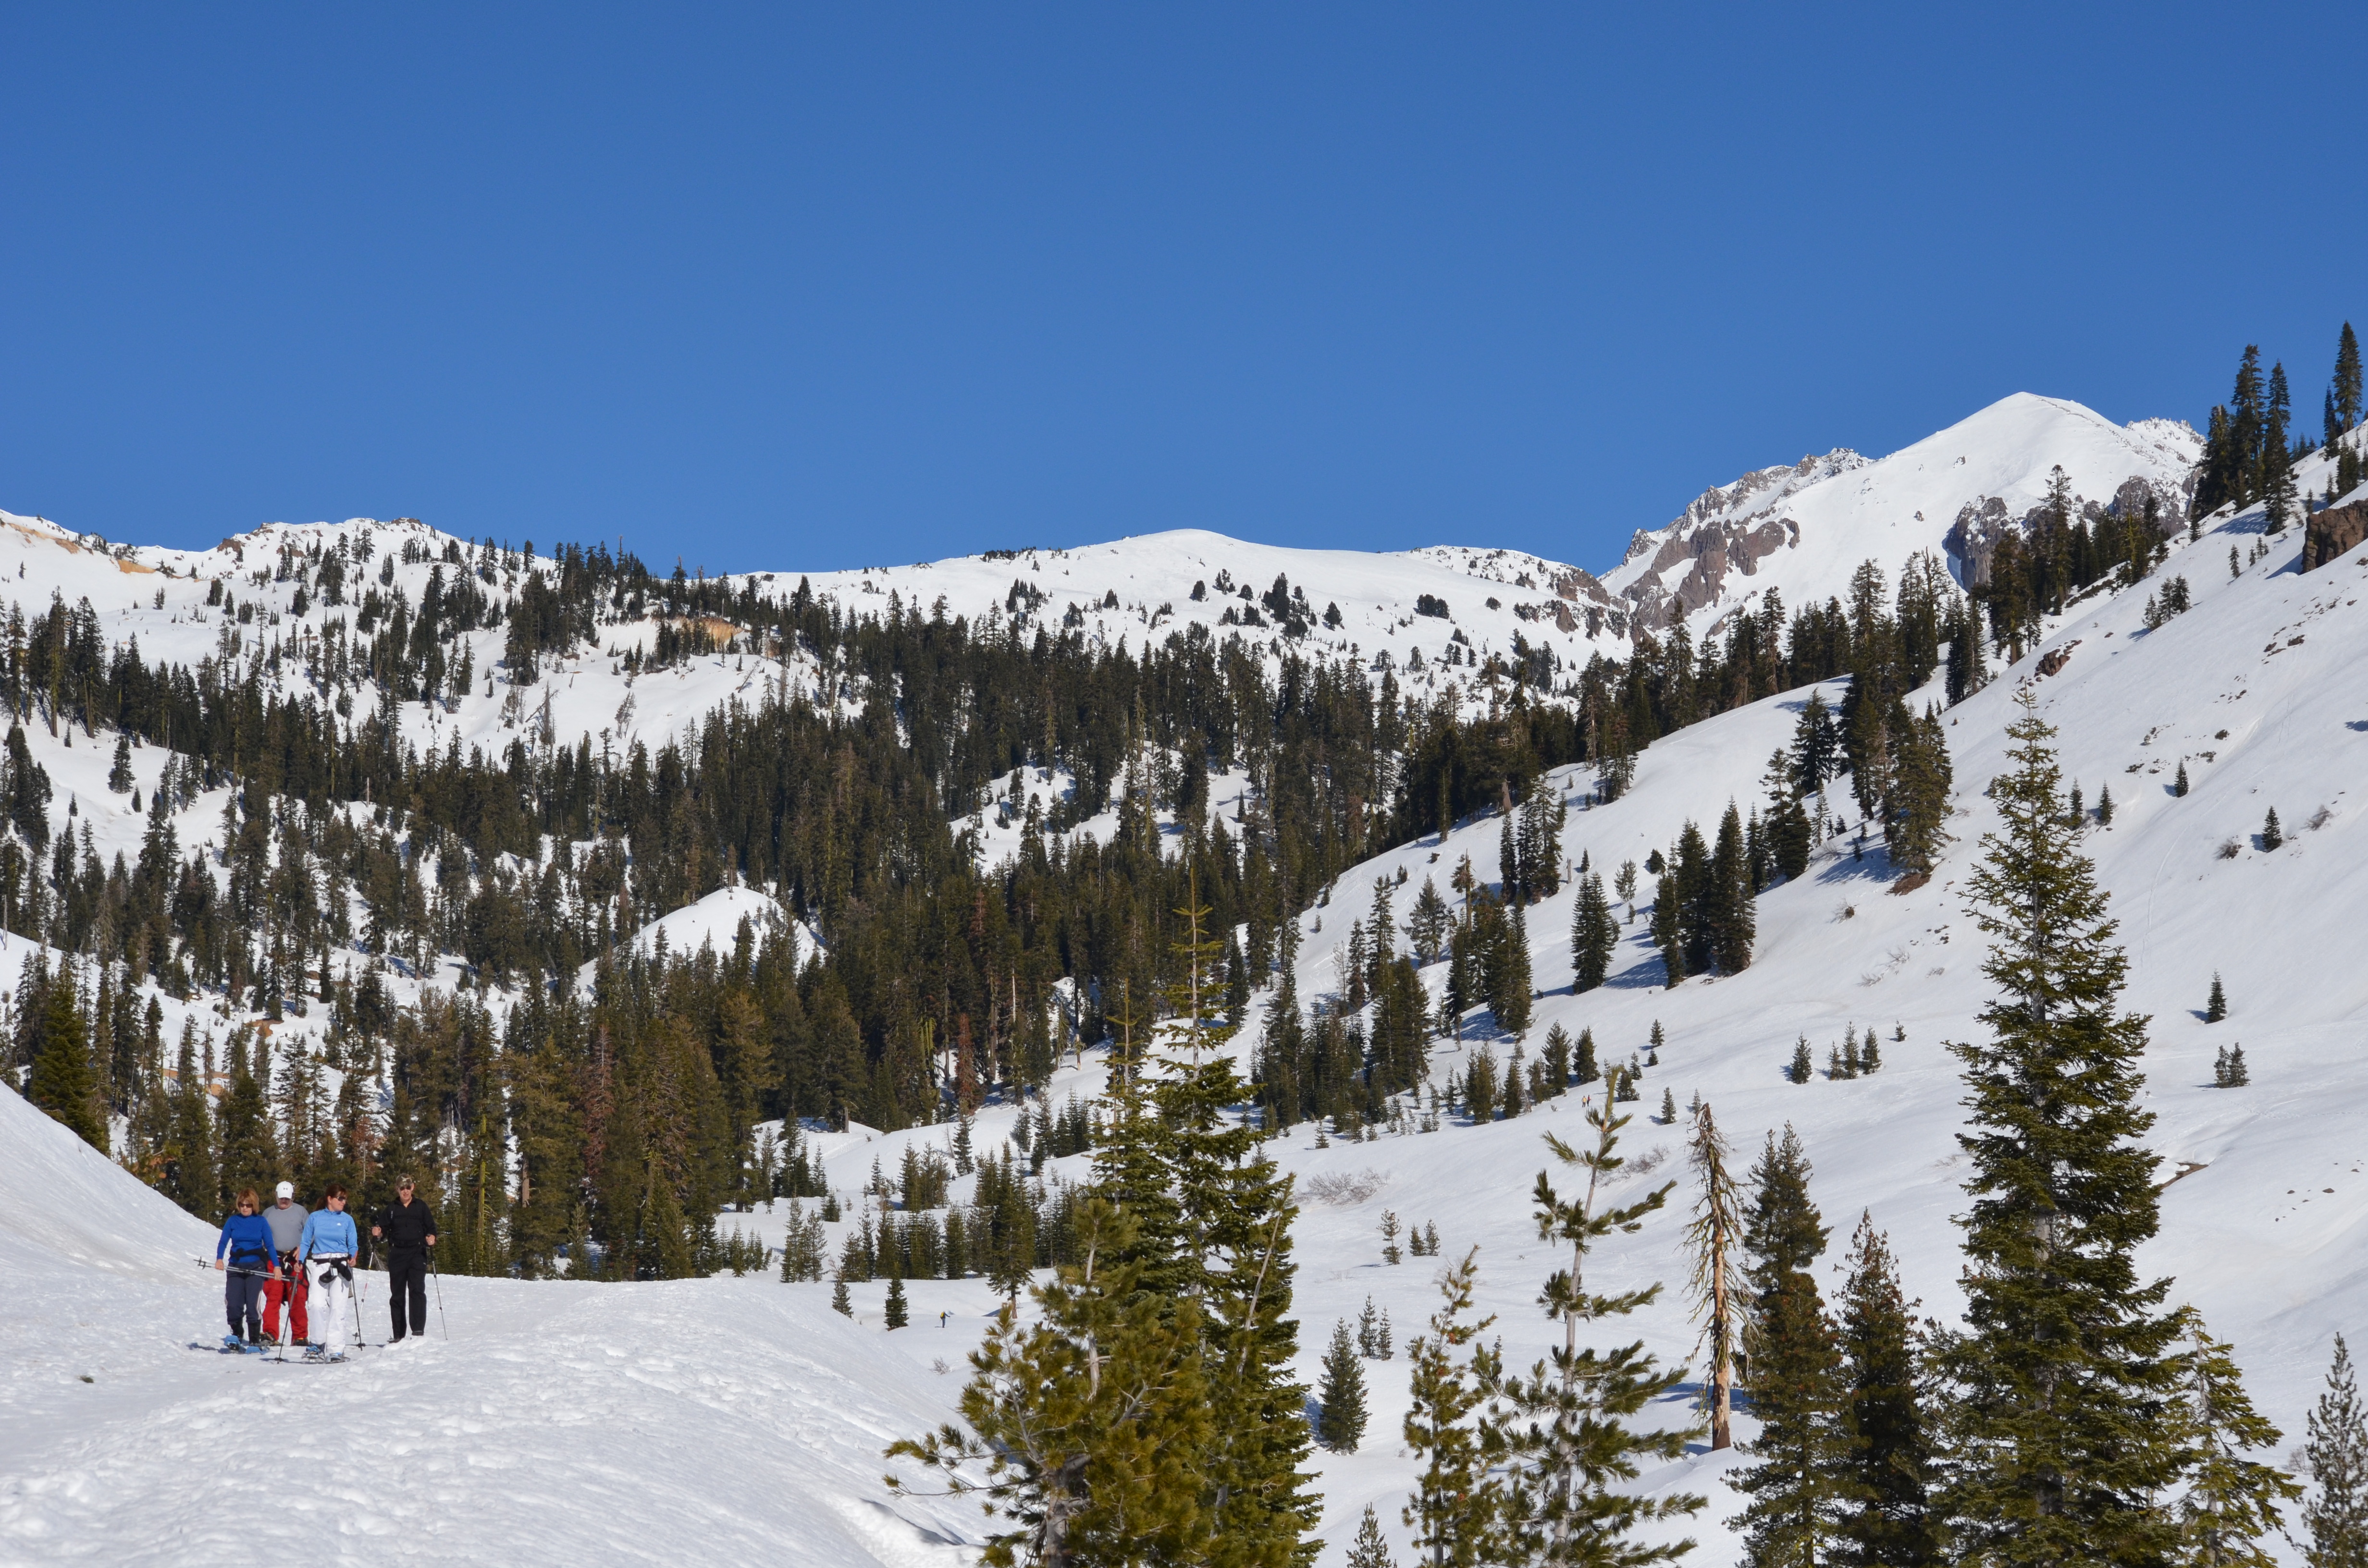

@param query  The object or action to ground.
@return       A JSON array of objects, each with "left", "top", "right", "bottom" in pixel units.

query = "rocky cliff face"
[
  {"left": 2302, "top": 497, "right": 2368, "bottom": 572},
  {"left": 1944, "top": 472, "right": 2193, "bottom": 586}
]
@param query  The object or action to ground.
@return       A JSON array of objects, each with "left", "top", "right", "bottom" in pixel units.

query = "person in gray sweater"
[{"left": 261, "top": 1181, "right": 309, "bottom": 1345}]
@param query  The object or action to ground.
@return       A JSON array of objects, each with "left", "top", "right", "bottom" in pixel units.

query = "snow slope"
[
  {"left": 1243, "top": 498, "right": 2368, "bottom": 1563},
  {"left": 0, "top": 1083, "right": 984, "bottom": 1568}
]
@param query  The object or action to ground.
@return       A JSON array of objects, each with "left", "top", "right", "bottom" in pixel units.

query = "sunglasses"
[{"left": 237, "top": 1202, "right": 255, "bottom": 1210}]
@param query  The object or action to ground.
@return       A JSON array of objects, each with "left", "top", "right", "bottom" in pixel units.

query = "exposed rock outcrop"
[{"left": 2302, "top": 499, "right": 2368, "bottom": 572}]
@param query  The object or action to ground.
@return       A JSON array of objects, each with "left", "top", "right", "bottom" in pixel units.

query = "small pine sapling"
[
  {"left": 2206, "top": 973, "right": 2227, "bottom": 1023},
  {"left": 2263, "top": 808, "right": 2283, "bottom": 851},
  {"left": 1357, "top": 1296, "right": 1382, "bottom": 1357},
  {"left": 1381, "top": 1210, "right": 1403, "bottom": 1265},
  {"left": 2097, "top": 783, "right": 2114, "bottom": 826},
  {"left": 1575, "top": 1027, "right": 1599, "bottom": 1085},
  {"left": 831, "top": 1273, "right": 853, "bottom": 1317},
  {"left": 1319, "top": 1319, "right": 1369, "bottom": 1452},
  {"left": 1841, "top": 1031, "right": 1862, "bottom": 1078},
  {"left": 2174, "top": 760, "right": 2190, "bottom": 797},
  {"left": 1660, "top": 1087, "right": 1677, "bottom": 1125},
  {"left": 1345, "top": 1504, "right": 1398, "bottom": 1568},
  {"left": 1422, "top": 1220, "right": 1440, "bottom": 1256},
  {"left": 1492, "top": 1100, "right": 1703, "bottom": 1551},
  {"left": 1401, "top": 1251, "right": 1504, "bottom": 1560},
  {"left": 1859, "top": 1026, "right": 1882, "bottom": 1074},
  {"left": 1791, "top": 1036, "right": 1814, "bottom": 1084}
]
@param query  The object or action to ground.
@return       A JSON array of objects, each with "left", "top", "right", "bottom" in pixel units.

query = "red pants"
[{"left": 263, "top": 1269, "right": 308, "bottom": 1341}]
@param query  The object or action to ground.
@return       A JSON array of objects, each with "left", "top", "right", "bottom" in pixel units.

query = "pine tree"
[
  {"left": 107, "top": 732, "right": 135, "bottom": 794},
  {"left": 2168, "top": 1308, "right": 2301, "bottom": 1568},
  {"left": 1468, "top": 1048, "right": 1499, "bottom": 1124},
  {"left": 1149, "top": 892, "right": 1319, "bottom": 1567},
  {"left": 1730, "top": 1126, "right": 1849, "bottom": 1567},
  {"left": 214, "top": 1031, "right": 278, "bottom": 1208},
  {"left": 1651, "top": 871, "right": 1686, "bottom": 987},
  {"left": 1834, "top": 1214, "right": 1936, "bottom": 1568},
  {"left": 884, "top": 1270, "right": 909, "bottom": 1329},
  {"left": 1410, "top": 878, "right": 1452, "bottom": 966},
  {"left": 1887, "top": 706, "right": 1954, "bottom": 874},
  {"left": 2264, "top": 361, "right": 2296, "bottom": 532},
  {"left": 2262, "top": 809, "right": 2282, "bottom": 851},
  {"left": 1683, "top": 1102, "right": 1743, "bottom": 1450},
  {"left": 2174, "top": 761, "right": 2190, "bottom": 798},
  {"left": 2205, "top": 974, "right": 2226, "bottom": 1024},
  {"left": 1491, "top": 1102, "right": 1702, "bottom": 1564},
  {"left": 831, "top": 1272, "right": 852, "bottom": 1316},
  {"left": 1542, "top": 1025, "right": 1572, "bottom": 1098},
  {"left": 1319, "top": 1319, "right": 1369, "bottom": 1452},
  {"left": 1791, "top": 690, "right": 1842, "bottom": 795},
  {"left": 1571, "top": 873, "right": 1616, "bottom": 993},
  {"left": 889, "top": 1199, "right": 1210, "bottom": 1568},
  {"left": 2303, "top": 1335, "right": 2368, "bottom": 1568},
  {"left": 2335, "top": 324, "right": 2364, "bottom": 437},
  {"left": 2229, "top": 347, "right": 2267, "bottom": 512},
  {"left": 1347, "top": 1505, "right": 1401, "bottom": 1568},
  {"left": 1709, "top": 804, "right": 1755, "bottom": 973},
  {"left": 1403, "top": 1249, "right": 1506, "bottom": 1567},
  {"left": 1574, "top": 1028, "right": 1598, "bottom": 1087},
  {"left": 1790, "top": 1036, "right": 1813, "bottom": 1086},
  {"left": 1940, "top": 689, "right": 2186, "bottom": 1563},
  {"left": 2334, "top": 324, "right": 2365, "bottom": 495},
  {"left": 1493, "top": 904, "right": 1535, "bottom": 1037},
  {"left": 25, "top": 971, "right": 105, "bottom": 1150}
]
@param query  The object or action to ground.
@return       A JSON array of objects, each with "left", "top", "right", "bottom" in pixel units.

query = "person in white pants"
[{"left": 296, "top": 1185, "right": 361, "bottom": 1360}]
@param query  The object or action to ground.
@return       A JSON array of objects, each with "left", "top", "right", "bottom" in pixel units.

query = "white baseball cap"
[{"left": 275, "top": 1182, "right": 294, "bottom": 1199}]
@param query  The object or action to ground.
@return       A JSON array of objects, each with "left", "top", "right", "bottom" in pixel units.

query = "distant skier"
[
  {"left": 370, "top": 1176, "right": 439, "bottom": 1344},
  {"left": 213, "top": 1188, "right": 277, "bottom": 1347},
  {"left": 261, "top": 1181, "right": 309, "bottom": 1347},
  {"left": 298, "top": 1185, "right": 360, "bottom": 1360}
]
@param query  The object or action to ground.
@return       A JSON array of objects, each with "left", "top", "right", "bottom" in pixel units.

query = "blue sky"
[{"left": 3, "top": 5, "right": 2364, "bottom": 574}]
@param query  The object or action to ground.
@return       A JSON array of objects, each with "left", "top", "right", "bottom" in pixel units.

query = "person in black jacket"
[{"left": 371, "top": 1176, "right": 439, "bottom": 1343}]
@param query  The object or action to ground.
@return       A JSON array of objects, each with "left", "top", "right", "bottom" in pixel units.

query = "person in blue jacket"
[
  {"left": 297, "top": 1185, "right": 361, "bottom": 1360},
  {"left": 214, "top": 1188, "right": 278, "bottom": 1346}
]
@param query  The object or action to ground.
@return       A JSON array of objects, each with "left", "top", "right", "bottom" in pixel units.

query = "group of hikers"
[{"left": 212, "top": 1176, "right": 440, "bottom": 1360}]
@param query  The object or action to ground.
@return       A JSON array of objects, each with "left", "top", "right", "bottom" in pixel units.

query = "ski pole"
[
  {"left": 195, "top": 1258, "right": 277, "bottom": 1279},
  {"left": 429, "top": 1250, "right": 449, "bottom": 1341}
]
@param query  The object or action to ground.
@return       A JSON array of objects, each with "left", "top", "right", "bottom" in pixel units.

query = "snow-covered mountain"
[
  {"left": 1600, "top": 392, "right": 2202, "bottom": 631},
  {"left": 0, "top": 392, "right": 2202, "bottom": 764},
  {"left": 4, "top": 390, "right": 2364, "bottom": 1567}
]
